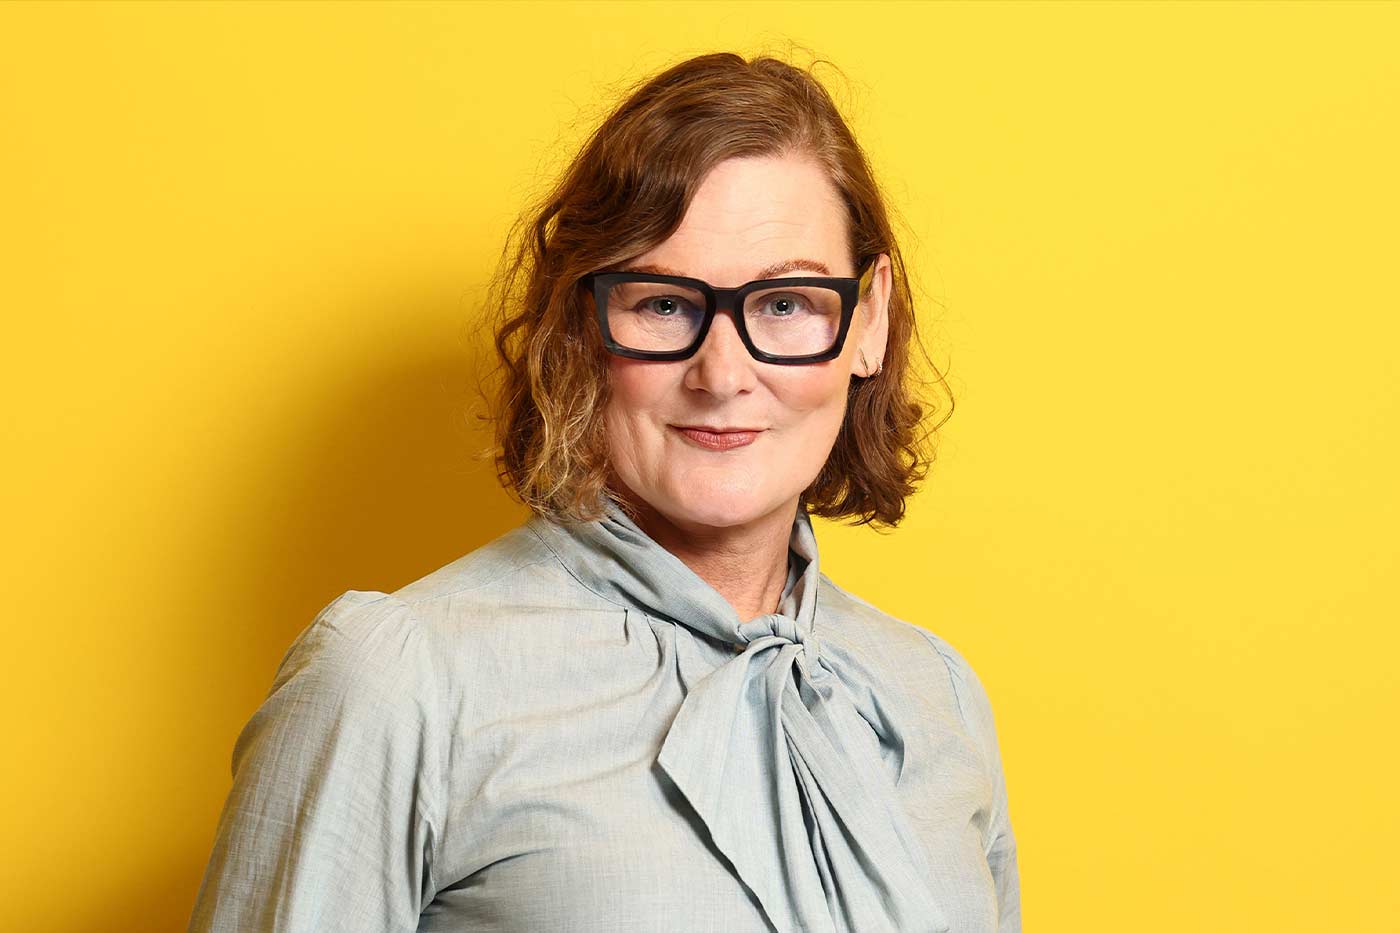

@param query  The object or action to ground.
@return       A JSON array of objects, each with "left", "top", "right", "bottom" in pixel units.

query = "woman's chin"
[{"left": 662, "top": 484, "right": 781, "bottom": 531}]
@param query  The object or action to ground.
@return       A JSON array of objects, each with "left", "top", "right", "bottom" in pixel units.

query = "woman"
[{"left": 189, "top": 52, "right": 1019, "bottom": 933}]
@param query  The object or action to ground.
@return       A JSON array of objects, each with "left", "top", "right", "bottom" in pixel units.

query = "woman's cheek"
[
  {"left": 610, "top": 357, "right": 680, "bottom": 409},
  {"left": 773, "top": 368, "right": 847, "bottom": 416}
]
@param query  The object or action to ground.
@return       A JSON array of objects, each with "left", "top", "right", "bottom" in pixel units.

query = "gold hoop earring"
[{"left": 859, "top": 349, "right": 882, "bottom": 378}]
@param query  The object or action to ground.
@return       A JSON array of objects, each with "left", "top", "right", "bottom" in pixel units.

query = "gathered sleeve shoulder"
[
  {"left": 919, "top": 629, "right": 1022, "bottom": 932},
  {"left": 188, "top": 590, "right": 447, "bottom": 933}
]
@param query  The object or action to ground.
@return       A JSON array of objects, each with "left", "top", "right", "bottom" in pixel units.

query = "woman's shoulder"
[
  {"left": 247, "top": 516, "right": 650, "bottom": 813},
  {"left": 816, "top": 572, "right": 1001, "bottom": 747},
  {"left": 390, "top": 517, "right": 560, "bottom": 606},
  {"left": 392, "top": 513, "right": 620, "bottom": 620},
  {"left": 817, "top": 571, "right": 963, "bottom": 662},
  {"left": 249, "top": 589, "right": 442, "bottom": 765},
  {"left": 295, "top": 516, "right": 618, "bottom": 671},
  {"left": 263, "top": 521, "right": 566, "bottom": 727}
]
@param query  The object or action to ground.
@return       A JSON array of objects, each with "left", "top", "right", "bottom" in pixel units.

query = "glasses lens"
[
  {"left": 743, "top": 285, "right": 843, "bottom": 357},
  {"left": 604, "top": 281, "right": 707, "bottom": 352}
]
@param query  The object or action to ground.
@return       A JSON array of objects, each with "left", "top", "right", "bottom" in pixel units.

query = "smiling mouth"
[{"left": 671, "top": 425, "right": 764, "bottom": 450}]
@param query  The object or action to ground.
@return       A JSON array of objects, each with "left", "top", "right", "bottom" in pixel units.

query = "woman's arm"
[
  {"left": 187, "top": 591, "right": 445, "bottom": 933},
  {"left": 921, "top": 630, "right": 1022, "bottom": 932},
  {"left": 981, "top": 702, "right": 1021, "bottom": 932}
]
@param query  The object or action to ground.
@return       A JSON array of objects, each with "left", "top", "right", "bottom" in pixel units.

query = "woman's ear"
[{"left": 855, "top": 253, "right": 892, "bottom": 376}]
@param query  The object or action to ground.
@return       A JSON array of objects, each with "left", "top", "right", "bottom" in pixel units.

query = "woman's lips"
[{"left": 672, "top": 426, "right": 762, "bottom": 450}]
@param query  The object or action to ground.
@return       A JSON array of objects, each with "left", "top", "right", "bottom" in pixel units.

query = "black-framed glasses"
[{"left": 578, "top": 256, "right": 877, "bottom": 364}]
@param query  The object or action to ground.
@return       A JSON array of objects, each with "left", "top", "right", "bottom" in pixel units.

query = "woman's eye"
[
  {"left": 644, "top": 296, "right": 688, "bottom": 316},
  {"left": 762, "top": 294, "right": 806, "bottom": 316}
]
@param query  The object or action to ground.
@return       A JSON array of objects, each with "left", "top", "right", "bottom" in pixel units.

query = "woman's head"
[{"left": 483, "top": 52, "right": 949, "bottom": 530}]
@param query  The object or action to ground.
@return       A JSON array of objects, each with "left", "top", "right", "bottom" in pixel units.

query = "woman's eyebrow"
[
  {"left": 618, "top": 258, "right": 834, "bottom": 279},
  {"left": 756, "top": 258, "right": 832, "bottom": 278}
]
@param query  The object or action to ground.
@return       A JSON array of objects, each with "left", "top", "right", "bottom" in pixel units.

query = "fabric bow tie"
[{"left": 535, "top": 495, "right": 950, "bottom": 933}]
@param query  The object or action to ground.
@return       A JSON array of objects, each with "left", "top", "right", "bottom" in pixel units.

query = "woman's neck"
[{"left": 616, "top": 491, "right": 798, "bottom": 623}]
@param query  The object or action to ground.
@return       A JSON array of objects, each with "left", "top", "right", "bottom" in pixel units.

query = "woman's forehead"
[
  {"left": 625, "top": 155, "right": 852, "bottom": 283},
  {"left": 684, "top": 156, "right": 844, "bottom": 232}
]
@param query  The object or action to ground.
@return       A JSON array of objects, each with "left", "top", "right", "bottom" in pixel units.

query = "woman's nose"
[{"left": 683, "top": 307, "right": 757, "bottom": 398}]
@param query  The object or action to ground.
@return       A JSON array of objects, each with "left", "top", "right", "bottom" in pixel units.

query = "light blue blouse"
[{"left": 188, "top": 494, "right": 1020, "bottom": 932}]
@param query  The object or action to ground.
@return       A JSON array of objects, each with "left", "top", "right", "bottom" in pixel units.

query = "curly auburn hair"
[{"left": 474, "top": 51, "right": 953, "bottom": 529}]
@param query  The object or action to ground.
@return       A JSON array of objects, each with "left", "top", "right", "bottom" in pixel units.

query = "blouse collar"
[{"left": 528, "top": 490, "right": 822, "bottom": 656}]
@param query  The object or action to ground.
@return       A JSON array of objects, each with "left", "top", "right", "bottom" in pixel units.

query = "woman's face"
[{"left": 601, "top": 151, "right": 891, "bottom": 534}]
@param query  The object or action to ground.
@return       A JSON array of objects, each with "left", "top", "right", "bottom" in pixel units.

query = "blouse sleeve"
[
  {"left": 921, "top": 630, "right": 1022, "bottom": 932},
  {"left": 188, "top": 591, "right": 445, "bottom": 933}
]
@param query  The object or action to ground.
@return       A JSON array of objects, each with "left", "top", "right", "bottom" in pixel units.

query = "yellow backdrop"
[{"left": 2, "top": 2, "right": 1396, "bottom": 931}]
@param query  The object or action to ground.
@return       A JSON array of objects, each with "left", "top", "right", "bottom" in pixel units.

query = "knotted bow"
[{"left": 532, "top": 495, "right": 949, "bottom": 933}]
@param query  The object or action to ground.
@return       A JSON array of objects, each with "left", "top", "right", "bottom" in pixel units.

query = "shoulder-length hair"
[{"left": 476, "top": 51, "right": 952, "bottom": 529}]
